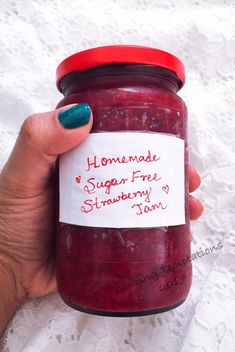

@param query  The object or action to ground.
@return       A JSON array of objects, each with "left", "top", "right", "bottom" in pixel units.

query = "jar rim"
[{"left": 56, "top": 45, "right": 185, "bottom": 92}]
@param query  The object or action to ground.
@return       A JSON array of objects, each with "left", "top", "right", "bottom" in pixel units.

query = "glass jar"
[{"left": 55, "top": 45, "right": 191, "bottom": 317}]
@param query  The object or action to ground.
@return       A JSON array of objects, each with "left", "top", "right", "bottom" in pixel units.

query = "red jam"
[{"left": 56, "top": 46, "right": 191, "bottom": 316}]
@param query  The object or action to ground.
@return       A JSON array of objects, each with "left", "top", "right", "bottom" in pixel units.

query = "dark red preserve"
[{"left": 56, "top": 45, "right": 191, "bottom": 317}]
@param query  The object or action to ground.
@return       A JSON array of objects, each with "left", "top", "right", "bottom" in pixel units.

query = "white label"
[{"left": 59, "top": 132, "right": 185, "bottom": 228}]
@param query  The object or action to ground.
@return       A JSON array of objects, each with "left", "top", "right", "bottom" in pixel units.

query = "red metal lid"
[{"left": 56, "top": 45, "right": 185, "bottom": 91}]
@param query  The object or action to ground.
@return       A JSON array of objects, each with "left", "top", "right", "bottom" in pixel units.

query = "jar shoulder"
[{"left": 57, "top": 87, "right": 187, "bottom": 117}]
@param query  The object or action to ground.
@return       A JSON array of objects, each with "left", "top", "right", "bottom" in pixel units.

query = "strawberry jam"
[{"left": 55, "top": 46, "right": 191, "bottom": 316}]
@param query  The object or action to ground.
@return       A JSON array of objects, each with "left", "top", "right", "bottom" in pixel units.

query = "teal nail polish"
[{"left": 58, "top": 103, "right": 91, "bottom": 129}]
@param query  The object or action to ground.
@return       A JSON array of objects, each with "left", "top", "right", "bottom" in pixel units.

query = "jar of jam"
[{"left": 55, "top": 45, "right": 191, "bottom": 317}]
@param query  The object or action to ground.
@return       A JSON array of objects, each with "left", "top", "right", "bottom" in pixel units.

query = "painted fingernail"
[{"left": 58, "top": 103, "right": 91, "bottom": 129}]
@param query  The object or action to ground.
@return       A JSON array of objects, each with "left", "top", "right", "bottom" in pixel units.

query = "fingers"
[
  {"left": 189, "top": 164, "right": 201, "bottom": 192},
  {"left": 189, "top": 195, "right": 204, "bottom": 220},
  {"left": 188, "top": 165, "right": 203, "bottom": 220},
  {"left": 0, "top": 103, "right": 93, "bottom": 194}
]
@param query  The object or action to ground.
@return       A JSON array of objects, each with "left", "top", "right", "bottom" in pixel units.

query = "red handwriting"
[
  {"left": 82, "top": 170, "right": 161, "bottom": 195},
  {"left": 80, "top": 187, "right": 152, "bottom": 213},
  {"left": 83, "top": 177, "right": 128, "bottom": 195},
  {"left": 85, "top": 150, "right": 161, "bottom": 172},
  {"left": 162, "top": 185, "right": 169, "bottom": 194},
  {"left": 131, "top": 170, "right": 161, "bottom": 183},
  {"left": 131, "top": 202, "right": 167, "bottom": 215},
  {"left": 77, "top": 149, "right": 172, "bottom": 216},
  {"left": 75, "top": 176, "right": 81, "bottom": 184}
]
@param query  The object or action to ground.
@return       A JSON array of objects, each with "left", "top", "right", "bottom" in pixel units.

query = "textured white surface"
[{"left": 0, "top": 0, "right": 235, "bottom": 351}]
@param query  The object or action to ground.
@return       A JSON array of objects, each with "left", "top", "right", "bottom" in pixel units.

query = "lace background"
[{"left": 0, "top": 0, "right": 235, "bottom": 351}]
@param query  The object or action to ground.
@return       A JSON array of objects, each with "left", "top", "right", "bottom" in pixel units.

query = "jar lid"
[{"left": 56, "top": 45, "right": 185, "bottom": 91}]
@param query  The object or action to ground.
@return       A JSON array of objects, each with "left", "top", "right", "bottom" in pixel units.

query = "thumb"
[{"left": 0, "top": 103, "right": 93, "bottom": 195}]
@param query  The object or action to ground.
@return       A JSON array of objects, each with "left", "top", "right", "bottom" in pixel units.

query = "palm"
[{"left": 0, "top": 179, "right": 57, "bottom": 298}]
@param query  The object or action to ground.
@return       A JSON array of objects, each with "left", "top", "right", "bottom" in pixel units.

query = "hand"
[
  {"left": 0, "top": 103, "right": 92, "bottom": 334},
  {"left": 0, "top": 103, "right": 203, "bottom": 333}
]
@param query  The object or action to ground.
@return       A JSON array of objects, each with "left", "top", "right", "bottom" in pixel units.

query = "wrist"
[
  {"left": 0, "top": 255, "right": 27, "bottom": 304},
  {"left": 0, "top": 257, "right": 26, "bottom": 336}
]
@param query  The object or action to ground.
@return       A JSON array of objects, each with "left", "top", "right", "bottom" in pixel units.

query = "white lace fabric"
[{"left": 0, "top": 1, "right": 235, "bottom": 351}]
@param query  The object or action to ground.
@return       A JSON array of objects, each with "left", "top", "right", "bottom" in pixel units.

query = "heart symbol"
[
  {"left": 75, "top": 176, "right": 81, "bottom": 184},
  {"left": 162, "top": 185, "right": 169, "bottom": 194}
]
